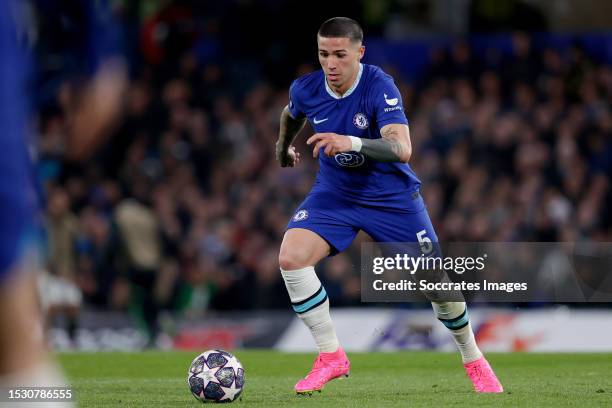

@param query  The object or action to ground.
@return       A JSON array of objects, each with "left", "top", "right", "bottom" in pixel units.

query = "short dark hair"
[{"left": 318, "top": 17, "right": 363, "bottom": 44}]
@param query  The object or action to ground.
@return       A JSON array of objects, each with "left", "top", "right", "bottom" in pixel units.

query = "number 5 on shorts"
[{"left": 416, "top": 229, "right": 433, "bottom": 254}]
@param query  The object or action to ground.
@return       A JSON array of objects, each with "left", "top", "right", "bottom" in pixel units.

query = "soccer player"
[
  {"left": 0, "top": 0, "right": 125, "bottom": 397},
  {"left": 0, "top": 0, "right": 67, "bottom": 393},
  {"left": 276, "top": 17, "right": 503, "bottom": 394}
]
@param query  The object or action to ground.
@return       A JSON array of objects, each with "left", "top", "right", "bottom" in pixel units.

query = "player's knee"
[{"left": 278, "top": 248, "right": 311, "bottom": 271}]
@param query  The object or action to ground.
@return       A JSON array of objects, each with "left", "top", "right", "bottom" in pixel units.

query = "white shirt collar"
[{"left": 324, "top": 63, "right": 363, "bottom": 99}]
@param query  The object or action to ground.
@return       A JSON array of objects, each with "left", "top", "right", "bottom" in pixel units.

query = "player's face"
[{"left": 317, "top": 36, "right": 364, "bottom": 94}]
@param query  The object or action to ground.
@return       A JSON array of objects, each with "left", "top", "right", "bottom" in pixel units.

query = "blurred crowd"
[
  {"left": 37, "top": 28, "right": 612, "bottom": 337},
  {"left": 410, "top": 34, "right": 612, "bottom": 242}
]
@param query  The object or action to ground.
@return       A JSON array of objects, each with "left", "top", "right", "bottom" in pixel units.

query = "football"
[{"left": 187, "top": 350, "right": 245, "bottom": 403}]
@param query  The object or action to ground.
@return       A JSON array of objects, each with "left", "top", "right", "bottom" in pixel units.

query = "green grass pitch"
[{"left": 58, "top": 351, "right": 612, "bottom": 407}]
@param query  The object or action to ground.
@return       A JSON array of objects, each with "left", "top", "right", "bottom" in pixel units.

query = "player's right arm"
[
  {"left": 276, "top": 81, "right": 307, "bottom": 167},
  {"left": 276, "top": 106, "right": 306, "bottom": 167}
]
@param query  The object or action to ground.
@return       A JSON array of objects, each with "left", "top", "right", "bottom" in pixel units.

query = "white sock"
[
  {"left": 281, "top": 266, "right": 340, "bottom": 353},
  {"left": 432, "top": 302, "right": 482, "bottom": 363}
]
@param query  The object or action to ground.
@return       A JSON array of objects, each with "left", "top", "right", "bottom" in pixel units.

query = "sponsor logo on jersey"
[
  {"left": 384, "top": 93, "right": 399, "bottom": 106},
  {"left": 383, "top": 106, "right": 403, "bottom": 113},
  {"left": 293, "top": 210, "right": 309, "bottom": 222},
  {"left": 313, "top": 116, "right": 328, "bottom": 124},
  {"left": 334, "top": 152, "right": 365, "bottom": 167},
  {"left": 353, "top": 113, "right": 369, "bottom": 129}
]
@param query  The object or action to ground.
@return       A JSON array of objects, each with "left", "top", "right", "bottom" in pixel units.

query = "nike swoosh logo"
[{"left": 313, "top": 117, "right": 329, "bottom": 124}]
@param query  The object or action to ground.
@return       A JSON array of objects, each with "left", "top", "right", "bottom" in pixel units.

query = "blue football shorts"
[{"left": 286, "top": 189, "right": 438, "bottom": 255}]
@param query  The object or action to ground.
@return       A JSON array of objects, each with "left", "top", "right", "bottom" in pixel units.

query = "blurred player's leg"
[
  {"left": 279, "top": 228, "right": 350, "bottom": 393},
  {"left": 0, "top": 271, "right": 45, "bottom": 376},
  {"left": 0, "top": 269, "right": 73, "bottom": 407}
]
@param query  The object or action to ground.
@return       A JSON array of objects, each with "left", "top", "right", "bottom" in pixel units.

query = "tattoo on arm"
[
  {"left": 277, "top": 106, "right": 306, "bottom": 152},
  {"left": 360, "top": 127, "right": 406, "bottom": 162}
]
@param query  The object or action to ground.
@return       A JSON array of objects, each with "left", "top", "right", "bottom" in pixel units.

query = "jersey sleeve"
[
  {"left": 287, "top": 80, "right": 306, "bottom": 120},
  {"left": 372, "top": 76, "right": 408, "bottom": 128}
]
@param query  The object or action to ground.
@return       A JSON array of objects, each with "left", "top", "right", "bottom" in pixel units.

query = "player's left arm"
[
  {"left": 306, "top": 124, "right": 412, "bottom": 163},
  {"left": 362, "top": 123, "right": 411, "bottom": 162},
  {"left": 307, "top": 75, "right": 412, "bottom": 163}
]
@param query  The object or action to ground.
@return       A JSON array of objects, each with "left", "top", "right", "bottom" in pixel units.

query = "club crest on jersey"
[
  {"left": 293, "top": 210, "right": 309, "bottom": 222},
  {"left": 353, "top": 113, "right": 369, "bottom": 129},
  {"left": 334, "top": 152, "right": 365, "bottom": 168}
]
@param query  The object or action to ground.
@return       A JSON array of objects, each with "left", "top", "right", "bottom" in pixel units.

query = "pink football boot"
[
  {"left": 295, "top": 347, "right": 350, "bottom": 394},
  {"left": 463, "top": 356, "right": 504, "bottom": 393}
]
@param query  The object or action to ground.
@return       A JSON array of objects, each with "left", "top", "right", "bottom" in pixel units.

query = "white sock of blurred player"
[
  {"left": 281, "top": 266, "right": 340, "bottom": 353},
  {"left": 432, "top": 302, "right": 482, "bottom": 363}
]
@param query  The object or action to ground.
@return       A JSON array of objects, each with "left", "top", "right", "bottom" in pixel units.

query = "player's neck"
[{"left": 328, "top": 67, "right": 360, "bottom": 97}]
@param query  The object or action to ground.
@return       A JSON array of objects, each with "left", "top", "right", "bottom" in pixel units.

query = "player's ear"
[{"left": 358, "top": 45, "right": 365, "bottom": 60}]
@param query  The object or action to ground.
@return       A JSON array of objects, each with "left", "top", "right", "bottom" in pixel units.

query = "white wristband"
[{"left": 348, "top": 136, "right": 363, "bottom": 152}]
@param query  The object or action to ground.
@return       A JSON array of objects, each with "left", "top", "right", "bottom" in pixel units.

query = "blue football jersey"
[
  {"left": 0, "top": 0, "right": 38, "bottom": 275},
  {"left": 288, "top": 63, "right": 421, "bottom": 209}
]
